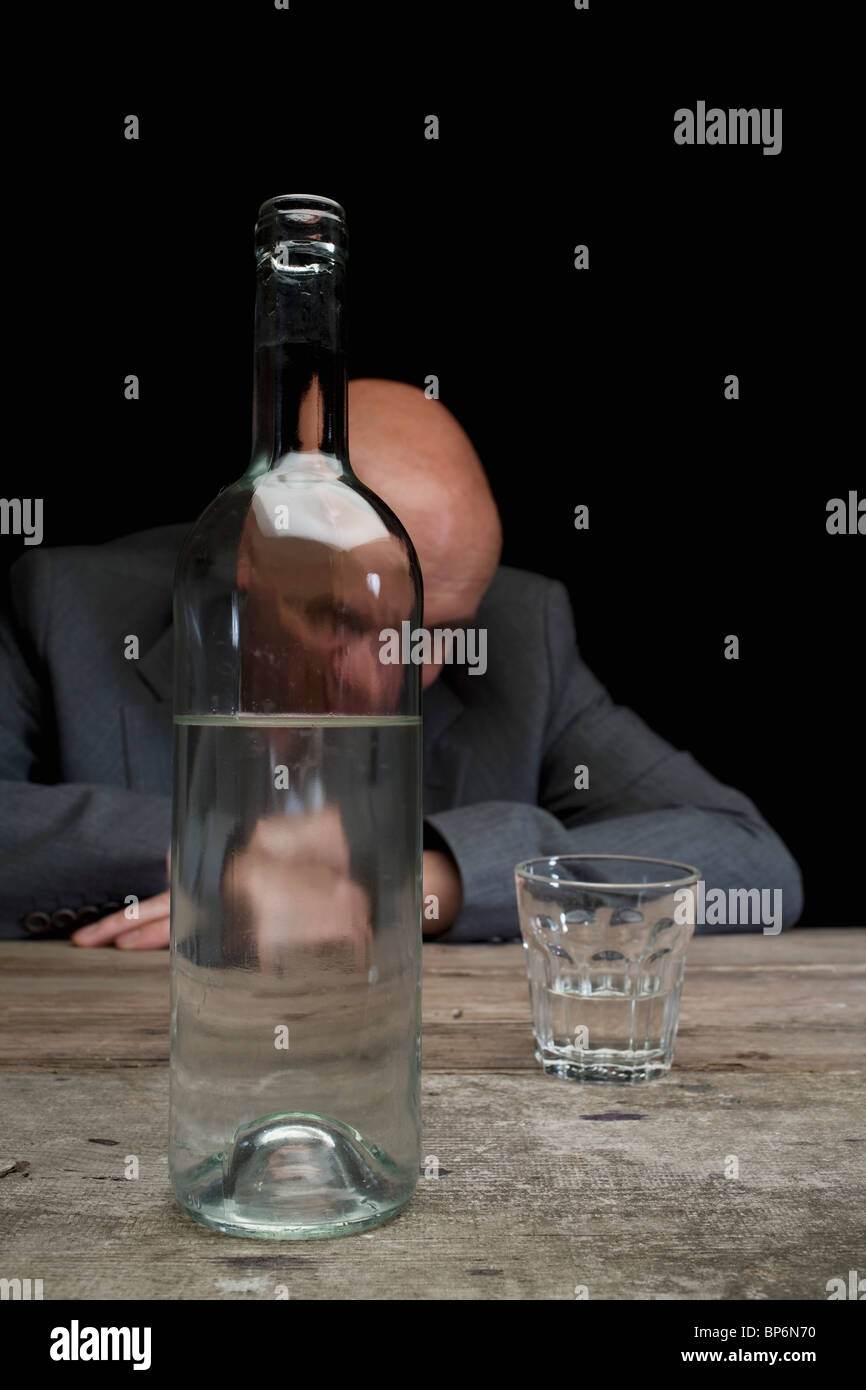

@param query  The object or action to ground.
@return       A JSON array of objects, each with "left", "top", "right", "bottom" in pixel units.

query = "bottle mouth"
[{"left": 256, "top": 194, "right": 348, "bottom": 259}]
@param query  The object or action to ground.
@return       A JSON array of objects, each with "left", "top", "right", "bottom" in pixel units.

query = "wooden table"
[{"left": 1, "top": 931, "right": 863, "bottom": 1300}]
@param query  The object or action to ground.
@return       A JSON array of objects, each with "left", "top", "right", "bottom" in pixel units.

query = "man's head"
[
  {"left": 348, "top": 379, "right": 502, "bottom": 687},
  {"left": 238, "top": 378, "right": 501, "bottom": 707}
]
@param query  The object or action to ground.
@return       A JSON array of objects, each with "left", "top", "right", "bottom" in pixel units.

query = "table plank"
[{"left": 1, "top": 934, "right": 863, "bottom": 1075}]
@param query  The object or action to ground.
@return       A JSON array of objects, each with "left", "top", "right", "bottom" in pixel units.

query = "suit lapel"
[
  {"left": 134, "top": 625, "right": 175, "bottom": 702},
  {"left": 122, "top": 624, "right": 174, "bottom": 793},
  {"left": 121, "top": 702, "right": 173, "bottom": 795}
]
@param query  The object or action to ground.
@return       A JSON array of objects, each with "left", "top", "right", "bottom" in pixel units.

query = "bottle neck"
[{"left": 249, "top": 245, "right": 349, "bottom": 473}]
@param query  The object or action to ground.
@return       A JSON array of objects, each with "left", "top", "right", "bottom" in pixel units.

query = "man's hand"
[
  {"left": 72, "top": 849, "right": 171, "bottom": 949},
  {"left": 71, "top": 837, "right": 462, "bottom": 950},
  {"left": 223, "top": 809, "right": 372, "bottom": 969},
  {"left": 421, "top": 848, "right": 463, "bottom": 938}
]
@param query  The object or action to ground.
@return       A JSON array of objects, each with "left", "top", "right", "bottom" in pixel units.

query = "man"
[{"left": 0, "top": 379, "right": 803, "bottom": 945}]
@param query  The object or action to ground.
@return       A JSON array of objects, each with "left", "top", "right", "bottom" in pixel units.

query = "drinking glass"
[{"left": 514, "top": 855, "right": 700, "bottom": 1082}]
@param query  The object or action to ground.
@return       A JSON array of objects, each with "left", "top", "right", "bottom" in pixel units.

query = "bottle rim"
[{"left": 258, "top": 193, "right": 346, "bottom": 222}]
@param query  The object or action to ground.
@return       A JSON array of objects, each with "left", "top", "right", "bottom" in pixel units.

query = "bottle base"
[
  {"left": 175, "top": 1192, "right": 414, "bottom": 1240},
  {"left": 171, "top": 1111, "right": 417, "bottom": 1240}
]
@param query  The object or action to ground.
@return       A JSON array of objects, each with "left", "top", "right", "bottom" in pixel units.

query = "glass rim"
[{"left": 514, "top": 853, "right": 701, "bottom": 891}]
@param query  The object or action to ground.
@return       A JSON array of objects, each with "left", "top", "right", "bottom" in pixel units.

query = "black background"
[{"left": 4, "top": 3, "right": 860, "bottom": 923}]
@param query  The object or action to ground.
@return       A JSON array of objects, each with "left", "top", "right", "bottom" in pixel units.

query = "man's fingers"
[
  {"left": 115, "top": 918, "right": 170, "bottom": 950},
  {"left": 72, "top": 891, "right": 171, "bottom": 947}
]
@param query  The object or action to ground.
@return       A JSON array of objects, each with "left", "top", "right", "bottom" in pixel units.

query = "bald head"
[{"left": 348, "top": 379, "right": 502, "bottom": 636}]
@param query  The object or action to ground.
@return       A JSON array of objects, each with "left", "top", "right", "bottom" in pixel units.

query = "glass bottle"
[{"left": 168, "top": 194, "right": 423, "bottom": 1238}]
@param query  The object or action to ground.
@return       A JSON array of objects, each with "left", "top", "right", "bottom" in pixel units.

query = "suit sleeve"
[
  {"left": 425, "top": 579, "right": 803, "bottom": 943},
  {"left": 0, "top": 554, "right": 171, "bottom": 939}
]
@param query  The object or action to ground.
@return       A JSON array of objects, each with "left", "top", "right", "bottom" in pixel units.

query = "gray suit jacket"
[{"left": 0, "top": 523, "right": 803, "bottom": 940}]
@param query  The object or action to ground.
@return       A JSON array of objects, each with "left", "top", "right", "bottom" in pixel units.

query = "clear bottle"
[{"left": 168, "top": 194, "right": 423, "bottom": 1238}]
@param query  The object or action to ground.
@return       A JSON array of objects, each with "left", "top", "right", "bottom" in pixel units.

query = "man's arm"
[
  {"left": 425, "top": 579, "right": 804, "bottom": 943},
  {"left": 0, "top": 557, "right": 170, "bottom": 939}
]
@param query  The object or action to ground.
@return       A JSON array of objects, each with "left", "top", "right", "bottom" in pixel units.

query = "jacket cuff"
[{"left": 424, "top": 801, "right": 532, "bottom": 944}]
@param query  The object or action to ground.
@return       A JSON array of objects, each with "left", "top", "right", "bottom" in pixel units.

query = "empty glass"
[{"left": 514, "top": 855, "right": 700, "bottom": 1082}]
